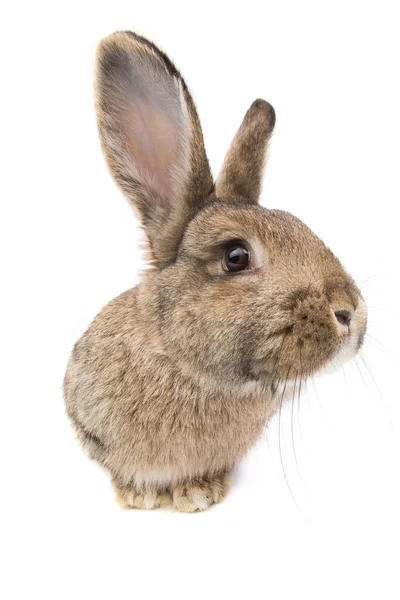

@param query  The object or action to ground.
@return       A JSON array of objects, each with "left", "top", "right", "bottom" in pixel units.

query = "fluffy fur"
[{"left": 64, "top": 31, "right": 367, "bottom": 512}]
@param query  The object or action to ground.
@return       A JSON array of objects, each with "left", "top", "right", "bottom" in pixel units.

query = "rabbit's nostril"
[{"left": 334, "top": 310, "right": 352, "bottom": 328}]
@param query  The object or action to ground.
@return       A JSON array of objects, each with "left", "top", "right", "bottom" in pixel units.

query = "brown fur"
[
  {"left": 216, "top": 99, "right": 276, "bottom": 204},
  {"left": 64, "top": 31, "right": 367, "bottom": 512}
]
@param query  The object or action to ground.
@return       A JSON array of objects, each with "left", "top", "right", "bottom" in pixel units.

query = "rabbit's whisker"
[
  {"left": 354, "top": 355, "right": 369, "bottom": 392},
  {"left": 290, "top": 374, "right": 309, "bottom": 498},
  {"left": 365, "top": 337, "right": 385, "bottom": 354},
  {"left": 278, "top": 368, "right": 301, "bottom": 513},
  {"left": 357, "top": 271, "right": 383, "bottom": 289},
  {"left": 296, "top": 345, "right": 306, "bottom": 447},
  {"left": 358, "top": 351, "right": 395, "bottom": 434},
  {"left": 311, "top": 376, "right": 324, "bottom": 413},
  {"left": 358, "top": 351, "right": 382, "bottom": 398},
  {"left": 296, "top": 381, "right": 305, "bottom": 448},
  {"left": 365, "top": 333, "right": 396, "bottom": 357},
  {"left": 342, "top": 364, "right": 348, "bottom": 386}
]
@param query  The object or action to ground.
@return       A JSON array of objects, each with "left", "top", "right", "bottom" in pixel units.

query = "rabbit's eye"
[{"left": 223, "top": 245, "right": 250, "bottom": 273}]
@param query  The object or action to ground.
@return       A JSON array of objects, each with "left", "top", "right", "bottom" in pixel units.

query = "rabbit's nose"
[{"left": 334, "top": 310, "right": 352, "bottom": 328}]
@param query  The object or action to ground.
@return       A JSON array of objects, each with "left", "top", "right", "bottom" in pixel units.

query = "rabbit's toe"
[
  {"left": 172, "top": 473, "right": 230, "bottom": 513},
  {"left": 114, "top": 483, "right": 169, "bottom": 510}
]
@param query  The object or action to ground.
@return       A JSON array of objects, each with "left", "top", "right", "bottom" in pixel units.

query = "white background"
[{"left": 1, "top": 1, "right": 399, "bottom": 599}]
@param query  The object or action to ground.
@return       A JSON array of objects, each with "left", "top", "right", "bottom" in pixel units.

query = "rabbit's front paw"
[
  {"left": 114, "top": 483, "right": 169, "bottom": 510},
  {"left": 172, "top": 472, "right": 230, "bottom": 513}
]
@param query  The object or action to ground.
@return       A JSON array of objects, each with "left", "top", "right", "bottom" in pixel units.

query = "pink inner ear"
[
  {"left": 104, "top": 49, "right": 190, "bottom": 209},
  {"left": 124, "top": 97, "right": 180, "bottom": 203}
]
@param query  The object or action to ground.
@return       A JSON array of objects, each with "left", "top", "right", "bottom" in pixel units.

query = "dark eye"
[{"left": 223, "top": 244, "right": 250, "bottom": 273}]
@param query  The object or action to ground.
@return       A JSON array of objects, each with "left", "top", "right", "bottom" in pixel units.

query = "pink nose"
[{"left": 334, "top": 310, "right": 352, "bottom": 327}]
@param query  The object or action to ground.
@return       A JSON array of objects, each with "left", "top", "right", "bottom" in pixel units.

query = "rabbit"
[{"left": 64, "top": 30, "right": 368, "bottom": 512}]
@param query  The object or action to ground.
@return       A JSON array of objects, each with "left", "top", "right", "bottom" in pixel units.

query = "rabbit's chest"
[
  {"left": 113, "top": 378, "right": 275, "bottom": 487},
  {"left": 148, "top": 383, "right": 273, "bottom": 463}
]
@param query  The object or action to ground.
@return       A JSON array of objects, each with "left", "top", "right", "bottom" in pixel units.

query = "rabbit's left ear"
[
  {"left": 95, "top": 31, "right": 214, "bottom": 267},
  {"left": 216, "top": 100, "right": 276, "bottom": 204}
]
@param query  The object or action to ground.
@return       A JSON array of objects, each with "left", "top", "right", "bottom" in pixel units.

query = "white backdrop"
[{"left": 1, "top": 1, "right": 399, "bottom": 599}]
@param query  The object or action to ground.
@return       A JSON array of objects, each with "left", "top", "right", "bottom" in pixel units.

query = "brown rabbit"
[{"left": 64, "top": 31, "right": 367, "bottom": 512}]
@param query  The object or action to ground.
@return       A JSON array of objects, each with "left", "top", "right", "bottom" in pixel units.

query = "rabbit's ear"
[
  {"left": 96, "top": 32, "right": 214, "bottom": 267},
  {"left": 216, "top": 100, "right": 275, "bottom": 204}
]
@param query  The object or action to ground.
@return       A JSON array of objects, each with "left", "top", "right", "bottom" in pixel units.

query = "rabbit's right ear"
[{"left": 95, "top": 32, "right": 214, "bottom": 267}]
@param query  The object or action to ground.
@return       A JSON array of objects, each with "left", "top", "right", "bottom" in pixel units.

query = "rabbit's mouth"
[{"left": 321, "top": 298, "right": 367, "bottom": 375}]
